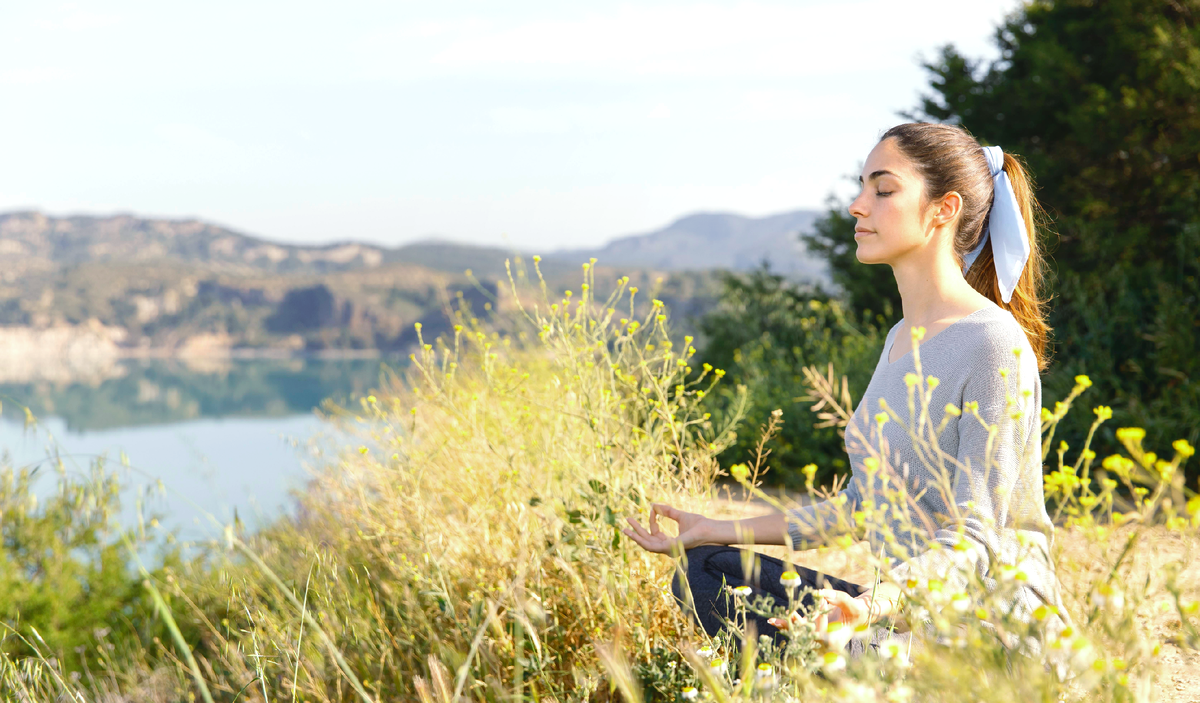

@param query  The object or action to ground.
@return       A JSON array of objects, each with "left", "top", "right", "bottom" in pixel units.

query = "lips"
[{"left": 854, "top": 228, "right": 875, "bottom": 238}]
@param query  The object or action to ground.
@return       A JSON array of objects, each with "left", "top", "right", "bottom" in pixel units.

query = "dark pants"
[{"left": 670, "top": 545, "right": 867, "bottom": 649}]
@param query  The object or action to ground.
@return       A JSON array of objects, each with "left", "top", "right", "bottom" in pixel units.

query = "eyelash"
[{"left": 876, "top": 191, "right": 893, "bottom": 197}]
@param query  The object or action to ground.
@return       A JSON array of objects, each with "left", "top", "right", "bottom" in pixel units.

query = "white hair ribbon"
[{"left": 961, "top": 145, "right": 1031, "bottom": 304}]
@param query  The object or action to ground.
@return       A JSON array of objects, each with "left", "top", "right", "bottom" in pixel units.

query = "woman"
[{"left": 623, "top": 122, "right": 1069, "bottom": 656}]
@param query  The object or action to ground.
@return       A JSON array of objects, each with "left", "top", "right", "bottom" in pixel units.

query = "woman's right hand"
[{"left": 623, "top": 503, "right": 714, "bottom": 555}]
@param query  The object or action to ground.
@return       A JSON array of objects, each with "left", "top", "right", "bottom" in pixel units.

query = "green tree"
[
  {"left": 809, "top": 0, "right": 1200, "bottom": 480},
  {"left": 696, "top": 266, "right": 884, "bottom": 488}
]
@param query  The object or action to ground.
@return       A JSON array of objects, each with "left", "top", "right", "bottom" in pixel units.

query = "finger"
[
  {"left": 622, "top": 528, "right": 653, "bottom": 551},
  {"left": 625, "top": 516, "right": 652, "bottom": 540},
  {"left": 648, "top": 505, "right": 661, "bottom": 536},
  {"left": 652, "top": 503, "right": 680, "bottom": 521}
]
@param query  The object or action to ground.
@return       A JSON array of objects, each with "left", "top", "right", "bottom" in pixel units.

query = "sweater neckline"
[{"left": 883, "top": 305, "right": 996, "bottom": 367}]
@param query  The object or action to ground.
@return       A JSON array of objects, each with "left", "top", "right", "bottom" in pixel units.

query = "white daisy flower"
[
  {"left": 681, "top": 686, "right": 699, "bottom": 700},
  {"left": 951, "top": 592, "right": 971, "bottom": 613},
  {"left": 818, "top": 620, "right": 853, "bottom": 651},
  {"left": 696, "top": 645, "right": 715, "bottom": 659},
  {"left": 821, "top": 651, "right": 846, "bottom": 672},
  {"left": 755, "top": 662, "right": 777, "bottom": 689},
  {"left": 1091, "top": 583, "right": 1124, "bottom": 610},
  {"left": 780, "top": 570, "right": 803, "bottom": 588},
  {"left": 708, "top": 659, "right": 727, "bottom": 676},
  {"left": 732, "top": 585, "right": 753, "bottom": 597}
]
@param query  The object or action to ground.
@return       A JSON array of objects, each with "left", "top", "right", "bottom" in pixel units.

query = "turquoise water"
[{"left": 0, "top": 358, "right": 399, "bottom": 541}]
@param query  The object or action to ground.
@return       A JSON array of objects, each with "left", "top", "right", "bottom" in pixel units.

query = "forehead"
[{"left": 860, "top": 137, "right": 917, "bottom": 181}]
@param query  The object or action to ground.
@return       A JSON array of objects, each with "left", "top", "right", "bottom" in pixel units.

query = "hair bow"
[{"left": 961, "top": 146, "right": 1031, "bottom": 304}]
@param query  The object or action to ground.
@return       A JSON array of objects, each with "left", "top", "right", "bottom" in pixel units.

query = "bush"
[{"left": 696, "top": 266, "right": 885, "bottom": 488}]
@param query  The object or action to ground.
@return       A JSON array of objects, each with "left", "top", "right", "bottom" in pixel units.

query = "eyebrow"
[{"left": 858, "top": 169, "right": 898, "bottom": 184}]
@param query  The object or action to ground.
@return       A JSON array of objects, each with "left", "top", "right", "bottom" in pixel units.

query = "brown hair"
[{"left": 880, "top": 122, "right": 1051, "bottom": 371}]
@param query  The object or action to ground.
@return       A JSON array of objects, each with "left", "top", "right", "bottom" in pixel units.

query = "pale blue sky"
[{"left": 0, "top": 1, "right": 1018, "bottom": 250}]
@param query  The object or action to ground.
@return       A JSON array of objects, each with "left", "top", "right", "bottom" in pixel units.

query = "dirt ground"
[{"left": 697, "top": 488, "right": 1200, "bottom": 702}]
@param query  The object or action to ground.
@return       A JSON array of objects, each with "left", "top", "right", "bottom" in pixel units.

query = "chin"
[{"left": 854, "top": 241, "right": 888, "bottom": 266}]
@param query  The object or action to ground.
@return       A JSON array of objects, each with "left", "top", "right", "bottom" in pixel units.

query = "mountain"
[
  {"left": 548, "top": 210, "right": 828, "bottom": 283},
  {"left": 0, "top": 211, "right": 725, "bottom": 358}
]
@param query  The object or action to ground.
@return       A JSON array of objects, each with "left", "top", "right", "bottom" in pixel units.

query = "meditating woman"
[{"left": 622, "top": 122, "right": 1069, "bottom": 656}]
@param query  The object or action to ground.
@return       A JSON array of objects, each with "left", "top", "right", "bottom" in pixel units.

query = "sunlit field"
[{"left": 2, "top": 259, "right": 1197, "bottom": 702}]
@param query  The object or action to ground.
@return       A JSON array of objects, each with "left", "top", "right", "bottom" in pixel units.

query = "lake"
[{"left": 0, "top": 357, "right": 400, "bottom": 542}]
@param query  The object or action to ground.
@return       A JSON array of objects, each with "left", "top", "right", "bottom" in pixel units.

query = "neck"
[{"left": 890, "top": 241, "right": 980, "bottom": 326}]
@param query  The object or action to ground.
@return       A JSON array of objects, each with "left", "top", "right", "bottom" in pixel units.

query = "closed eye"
[{"left": 876, "top": 191, "right": 893, "bottom": 197}]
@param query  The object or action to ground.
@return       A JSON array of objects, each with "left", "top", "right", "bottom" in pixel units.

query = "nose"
[{"left": 848, "top": 190, "right": 868, "bottom": 220}]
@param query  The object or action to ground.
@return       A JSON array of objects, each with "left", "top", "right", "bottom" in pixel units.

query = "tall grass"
[{"left": 1, "top": 258, "right": 1197, "bottom": 701}]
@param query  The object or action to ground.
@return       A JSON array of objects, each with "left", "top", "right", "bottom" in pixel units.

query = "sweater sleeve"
[
  {"left": 785, "top": 479, "right": 863, "bottom": 549},
  {"left": 888, "top": 335, "right": 1034, "bottom": 590}
]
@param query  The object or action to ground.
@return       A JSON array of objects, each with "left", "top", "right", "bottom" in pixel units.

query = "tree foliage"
[
  {"left": 808, "top": 0, "right": 1200, "bottom": 480},
  {"left": 696, "top": 266, "right": 884, "bottom": 488}
]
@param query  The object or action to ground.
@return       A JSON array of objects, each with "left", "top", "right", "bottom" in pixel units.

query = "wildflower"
[
  {"left": 1091, "top": 583, "right": 1124, "bottom": 610},
  {"left": 875, "top": 412, "right": 889, "bottom": 427},
  {"left": 821, "top": 651, "right": 846, "bottom": 672},
  {"left": 780, "top": 571, "right": 803, "bottom": 588},
  {"left": 927, "top": 376, "right": 940, "bottom": 389},
  {"left": 681, "top": 686, "right": 698, "bottom": 700},
  {"left": 729, "top": 463, "right": 750, "bottom": 482},
  {"left": 696, "top": 645, "right": 715, "bottom": 659},
  {"left": 732, "top": 585, "right": 753, "bottom": 597},
  {"left": 878, "top": 641, "right": 910, "bottom": 668},
  {"left": 911, "top": 326, "right": 926, "bottom": 341},
  {"left": 945, "top": 403, "right": 961, "bottom": 417},
  {"left": 1074, "top": 374, "right": 1092, "bottom": 389},
  {"left": 1093, "top": 405, "right": 1112, "bottom": 421},
  {"left": 1115, "top": 427, "right": 1145, "bottom": 443},
  {"left": 708, "top": 659, "right": 727, "bottom": 676},
  {"left": 951, "top": 592, "right": 971, "bottom": 613},
  {"left": 904, "top": 373, "right": 919, "bottom": 387},
  {"left": 818, "top": 620, "right": 853, "bottom": 650},
  {"left": 532, "top": 255, "right": 541, "bottom": 262},
  {"left": 755, "top": 662, "right": 776, "bottom": 689},
  {"left": 1174, "top": 439, "right": 1196, "bottom": 458}
]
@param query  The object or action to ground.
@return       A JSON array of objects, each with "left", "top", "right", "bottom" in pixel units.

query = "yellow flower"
[
  {"left": 904, "top": 373, "right": 919, "bottom": 387},
  {"left": 729, "top": 463, "right": 750, "bottom": 482},
  {"left": 1173, "top": 439, "right": 1196, "bottom": 458},
  {"left": 1115, "top": 427, "right": 1145, "bottom": 443},
  {"left": 780, "top": 571, "right": 802, "bottom": 588},
  {"left": 681, "top": 686, "right": 698, "bottom": 700},
  {"left": 1074, "top": 374, "right": 1093, "bottom": 389},
  {"left": 875, "top": 412, "right": 889, "bottom": 426},
  {"left": 532, "top": 255, "right": 541, "bottom": 262},
  {"left": 1093, "top": 406, "right": 1113, "bottom": 421},
  {"left": 946, "top": 403, "right": 962, "bottom": 417},
  {"left": 927, "top": 376, "right": 940, "bottom": 389}
]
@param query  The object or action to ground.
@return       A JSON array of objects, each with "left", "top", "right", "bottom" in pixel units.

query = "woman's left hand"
[{"left": 767, "top": 589, "right": 871, "bottom": 631}]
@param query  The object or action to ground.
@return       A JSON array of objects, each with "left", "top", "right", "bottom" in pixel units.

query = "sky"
[{"left": 0, "top": 0, "right": 1020, "bottom": 251}]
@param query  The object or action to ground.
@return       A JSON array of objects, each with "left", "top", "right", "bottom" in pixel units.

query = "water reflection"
[
  {"left": 0, "top": 357, "right": 398, "bottom": 432},
  {"left": 0, "top": 357, "right": 400, "bottom": 539}
]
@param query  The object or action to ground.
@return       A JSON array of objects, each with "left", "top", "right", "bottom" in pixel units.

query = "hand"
[
  {"left": 767, "top": 589, "right": 872, "bottom": 631},
  {"left": 623, "top": 503, "right": 712, "bottom": 555}
]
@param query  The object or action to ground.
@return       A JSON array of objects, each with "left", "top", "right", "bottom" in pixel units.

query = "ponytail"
[
  {"left": 881, "top": 123, "right": 1052, "bottom": 370},
  {"left": 962, "top": 153, "right": 1051, "bottom": 370}
]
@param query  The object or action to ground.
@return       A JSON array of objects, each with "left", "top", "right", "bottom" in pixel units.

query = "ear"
[{"left": 928, "top": 191, "right": 963, "bottom": 229}]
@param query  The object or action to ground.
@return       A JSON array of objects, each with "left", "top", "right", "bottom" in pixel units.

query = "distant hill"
[
  {"left": 548, "top": 210, "right": 828, "bottom": 283},
  {"left": 0, "top": 211, "right": 728, "bottom": 359}
]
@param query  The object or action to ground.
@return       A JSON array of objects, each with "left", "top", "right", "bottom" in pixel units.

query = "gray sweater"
[{"left": 787, "top": 302, "right": 1069, "bottom": 646}]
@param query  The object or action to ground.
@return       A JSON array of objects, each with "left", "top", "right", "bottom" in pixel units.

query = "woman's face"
[{"left": 847, "top": 137, "right": 938, "bottom": 266}]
